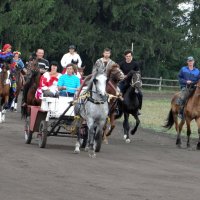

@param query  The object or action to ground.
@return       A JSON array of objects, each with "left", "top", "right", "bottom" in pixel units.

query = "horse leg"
[
  {"left": 176, "top": 119, "right": 185, "bottom": 147},
  {"left": 0, "top": 96, "right": 2, "bottom": 123},
  {"left": 195, "top": 118, "right": 200, "bottom": 150},
  {"left": 74, "top": 119, "right": 83, "bottom": 154},
  {"left": 14, "top": 96, "right": 17, "bottom": 111},
  {"left": 185, "top": 117, "right": 192, "bottom": 148},
  {"left": 123, "top": 113, "right": 130, "bottom": 143},
  {"left": 87, "top": 120, "right": 96, "bottom": 158},
  {"left": 130, "top": 113, "right": 140, "bottom": 135},
  {"left": 103, "top": 114, "right": 115, "bottom": 144}
]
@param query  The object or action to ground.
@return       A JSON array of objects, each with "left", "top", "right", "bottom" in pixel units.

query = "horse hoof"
[
  {"left": 85, "top": 147, "right": 89, "bottom": 152},
  {"left": 103, "top": 139, "right": 109, "bottom": 144},
  {"left": 74, "top": 149, "right": 80, "bottom": 154},
  {"left": 196, "top": 143, "right": 200, "bottom": 150},
  {"left": 89, "top": 152, "right": 96, "bottom": 158},
  {"left": 176, "top": 138, "right": 181, "bottom": 146},
  {"left": 125, "top": 139, "right": 131, "bottom": 143},
  {"left": 123, "top": 135, "right": 127, "bottom": 140},
  {"left": 187, "top": 143, "right": 190, "bottom": 148}
]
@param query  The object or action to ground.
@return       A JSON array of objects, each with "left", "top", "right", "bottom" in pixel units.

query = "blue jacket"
[{"left": 178, "top": 66, "right": 200, "bottom": 88}]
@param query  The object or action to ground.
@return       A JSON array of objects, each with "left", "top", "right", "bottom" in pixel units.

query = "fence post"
[{"left": 159, "top": 76, "right": 162, "bottom": 91}]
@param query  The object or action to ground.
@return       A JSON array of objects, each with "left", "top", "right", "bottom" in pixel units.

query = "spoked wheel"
[
  {"left": 38, "top": 120, "right": 48, "bottom": 148},
  {"left": 24, "top": 116, "right": 33, "bottom": 144},
  {"left": 79, "top": 125, "right": 88, "bottom": 148},
  {"left": 94, "top": 132, "right": 102, "bottom": 152}
]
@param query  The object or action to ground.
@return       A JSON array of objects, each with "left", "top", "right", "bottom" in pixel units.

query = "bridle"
[{"left": 130, "top": 72, "right": 142, "bottom": 88}]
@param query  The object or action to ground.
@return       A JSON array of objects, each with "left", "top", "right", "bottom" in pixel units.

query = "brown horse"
[
  {"left": 21, "top": 59, "right": 41, "bottom": 119},
  {"left": 164, "top": 81, "right": 200, "bottom": 149},
  {"left": 0, "top": 63, "right": 10, "bottom": 123},
  {"left": 103, "top": 64, "right": 124, "bottom": 143}
]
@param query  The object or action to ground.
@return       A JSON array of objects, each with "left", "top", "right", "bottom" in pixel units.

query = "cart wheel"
[
  {"left": 38, "top": 120, "right": 48, "bottom": 148},
  {"left": 94, "top": 132, "right": 102, "bottom": 152},
  {"left": 25, "top": 116, "right": 32, "bottom": 144},
  {"left": 80, "top": 126, "right": 88, "bottom": 148}
]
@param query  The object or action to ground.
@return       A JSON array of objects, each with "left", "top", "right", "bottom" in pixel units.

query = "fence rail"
[{"left": 142, "top": 77, "right": 179, "bottom": 90}]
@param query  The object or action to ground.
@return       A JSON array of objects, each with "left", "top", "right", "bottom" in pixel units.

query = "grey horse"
[{"left": 74, "top": 69, "right": 108, "bottom": 158}]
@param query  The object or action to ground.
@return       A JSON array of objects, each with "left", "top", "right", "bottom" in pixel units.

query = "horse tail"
[{"left": 163, "top": 108, "right": 174, "bottom": 129}]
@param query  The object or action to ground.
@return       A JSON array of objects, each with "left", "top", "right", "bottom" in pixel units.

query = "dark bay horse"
[
  {"left": 164, "top": 81, "right": 200, "bottom": 149},
  {"left": 119, "top": 70, "right": 142, "bottom": 143},
  {"left": 103, "top": 64, "right": 124, "bottom": 143},
  {"left": 0, "top": 63, "right": 10, "bottom": 123},
  {"left": 21, "top": 59, "right": 41, "bottom": 119}
]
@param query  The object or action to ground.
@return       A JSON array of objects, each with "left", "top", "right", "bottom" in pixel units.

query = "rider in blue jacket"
[{"left": 178, "top": 56, "right": 200, "bottom": 118}]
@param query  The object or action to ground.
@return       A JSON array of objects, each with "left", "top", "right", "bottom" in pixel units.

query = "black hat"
[{"left": 69, "top": 45, "right": 76, "bottom": 50}]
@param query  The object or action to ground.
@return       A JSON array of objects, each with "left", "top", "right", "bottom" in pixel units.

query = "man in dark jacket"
[{"left": 178, "top": 56, "right": 200, "bottom": 118}]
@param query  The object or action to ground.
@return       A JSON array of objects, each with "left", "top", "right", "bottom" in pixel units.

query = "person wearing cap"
[
  {"left": 60, "top": 45, "right": 82, "bottom": 72},
  {"left": 118, "top": 49, "right": 143, "bottom": 114},
  {"left": 0, "top": 44, "right": 13, "bottom": 67},
  {"left": 57, "top": 63, "right": 80, "bottom": 97},
  {"left": 35, "top": 61, "right": 61, "bottom": 99},
  {"left": 178, "top": 56, "right": 200, "bottom": 118}
]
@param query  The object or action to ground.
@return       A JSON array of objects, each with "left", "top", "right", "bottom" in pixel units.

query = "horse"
[
  {"left": 103, "top": 64, "right": 124, "bottom": 143},
  {"left": 9, "top": 66, "right": 24, "bottom": 112},
  {"left": 21, "top": 59, "right": 41, "bottom": 119},
  {"left": 0, "top": 62, "right": 10, "bottom": 123},
  {"left": 119, "top": 70, "right": 142, "bottom": 143},
  {"left": 164, "top": 81, "right": 200, "bottom": 149},
  {"left": 74, "top": 68, "right": 108, "bottom": 158}
]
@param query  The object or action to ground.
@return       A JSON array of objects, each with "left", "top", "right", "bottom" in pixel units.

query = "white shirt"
[{"left": 60, "top": 52, "right": 82, "bottom": 68}]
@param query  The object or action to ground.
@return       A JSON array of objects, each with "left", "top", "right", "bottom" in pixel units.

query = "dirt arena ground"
[{"left": 0, "top": 104, "right": 200, "bottom": 200}]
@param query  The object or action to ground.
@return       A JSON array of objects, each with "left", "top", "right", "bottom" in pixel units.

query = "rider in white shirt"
[{"left": 60, "top": 45, "right": 82, "bottom": 70}]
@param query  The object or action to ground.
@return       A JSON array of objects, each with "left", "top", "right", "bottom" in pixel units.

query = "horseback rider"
[
  {"left": 92, "top": 48, "right": 115, "bottom": 74},
  {"left": 85, "top": 48, "right": 115, "bottom": 93},
  {"left": 35, "top": 48, "right": 49, "bottom": 74},
  {"left": 60, "top": 45, "right": 82, "bottom": 73},
  {"left": 118, "top": 49, "right": 143, "bottom": 114},
  {"left": 0, "top": 44, "right": 13, "bottom": 76},
  {"left": 177, "top": 56, "right": 200, "bottom": 119}
]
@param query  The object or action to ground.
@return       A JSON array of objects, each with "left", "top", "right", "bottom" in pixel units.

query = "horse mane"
[{"left": 107, "top": 64, "right": 120, "bottom": 78}]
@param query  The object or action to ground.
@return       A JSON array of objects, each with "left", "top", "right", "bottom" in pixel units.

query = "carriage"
[{"left": 24, "top": 95, "right": 102, "bottom": 152}]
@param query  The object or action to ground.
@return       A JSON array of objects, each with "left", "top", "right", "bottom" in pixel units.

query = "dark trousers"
[{"left": 59, "top": 91, "right": 75, "bottom": 97}]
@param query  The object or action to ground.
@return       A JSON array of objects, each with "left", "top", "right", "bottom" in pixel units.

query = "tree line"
[{"left": 0, "top": 0, "right": 200, "bottom": 77}]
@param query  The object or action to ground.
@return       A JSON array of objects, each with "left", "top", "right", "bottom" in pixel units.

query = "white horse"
[{"left": 74, "top": 69, "right": 108, "bottom": 158}]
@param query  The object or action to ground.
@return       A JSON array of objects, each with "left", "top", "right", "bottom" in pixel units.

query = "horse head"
[
  {"left": 93, "top": 70, "right": 107, "bottom": 97},
  {"left": 107, "top": 64, "right": 124, "bottom": 84},
  {"left": 129, "top": 70, "right": 142, "bottom": 89}
]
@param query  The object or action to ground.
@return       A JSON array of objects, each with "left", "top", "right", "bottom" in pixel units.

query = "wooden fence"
[{"left": 142, "top": 77, "right": 179, "bottom": 90}]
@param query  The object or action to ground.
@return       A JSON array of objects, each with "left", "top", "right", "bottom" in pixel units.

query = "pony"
[
  {"left": 0, "top": 62, "right": 10, "bottom": 123},
  {"left": 21, "top": 58, "right": 41, "bottom": 119},
  {"left": 164, "top": 81, "right": 200, "bottom": 149},
  {"left": 103, "top": 64, "right": 124, "bottom": 143},
  {"left": 74, "top": 68, "right": 108, "bottom": 158},
  {"left": 119, "top": 70, "right": 142, "bottom": 143}
]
